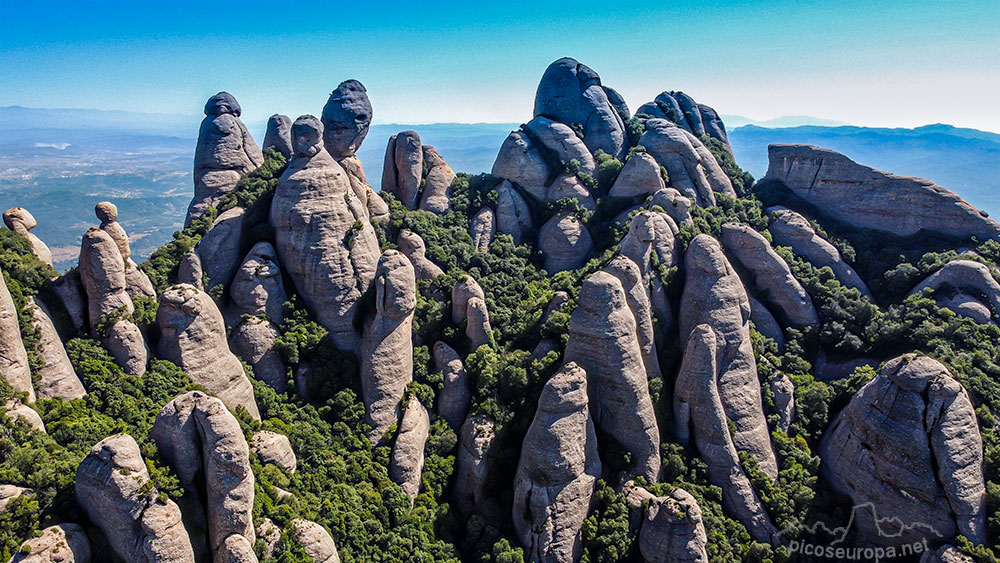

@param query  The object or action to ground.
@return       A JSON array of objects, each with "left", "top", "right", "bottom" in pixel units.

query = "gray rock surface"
[
  {"left": 603, "top": 86, "right": 630, "bottom": 120},
  {"left": 251, "top": 430, "right": 297, "bottom": 474},
  {"left": 196, "top": 206, "right": 245, "bottom": 292},
  {"left": 397, "top": 230, "right": 444, "bottom": 285},
  {"left": 418, "top": 146, "right": 456, "bottom": 214},
  {"left": 0, "top": 484, "right": 31, "bottom": 512},
  {"left": 262, "top": 114, "right": 292, "bottom": 159},
  {"left": 533, "top": 57, "right": 626, "bottom": 159},
  {"left": 361, "top": 250, "right": 415, "bottom": 444},
  {"left": 321, "top": 79, "right": 372, "bottom": 160},
  {"left": 270, "top": 115, "right": 379, "bottom": 352},
  {"left": 229, "top": 317, "right": 286, "bottom": 392},
  {"left": 565, "top": 271, "right": 660, "bottom": 482},
  {"left": 230, "top": 241, "right": 287, "bottom": 322},
  {"left": 766, "top": 144, "right": 1000, "bottom": 240},
  {"left": 512, "top": 362, "right": 601, "bottom": 562},
  {"left": 51, "top": 272, "right": 87, "bottom": 335},
  {"left": 719, "top": 222, "right": 818, "bottom": 330},
  {"left": 679, "top": 235, "right": 778, "bottom": 479},
  {"left": 937, "top": 292, "right": 993, "bottom": 324},
  {"left": 454, "top": 414, "right": 495, "bottom": 515},
  {"left": 435, "top": 341, "right": 470, "bottom": 430},
  {"left": 156, "top": 284, "right": 260, "bottom": 420},
  {"left": 470, "top": 207, "right": 496, "bottom": 252},
  {"left": 542, "top": 174, "right": 595, "bottom": 211},
  {"left": 639, "top": 120, "right": 734, "bottom": 206},
  {"left": 539, "top": 212, "right": 593, "bottom": 273},
  {"left": 189, "top": 92, "right": 263, "bottom": 225},
  {"left": 748, "top": 296, "right": 785, "bottom": 349},
  {"left": 673, "top": 325, "right": 778, "bottom": 543},
  {"left": 176, "top": 249, "right": 204, "bottom": 290},
  {"left": 623, "top": 482, "right": 709, "bottom": 563},
  {"left": 3, "top": 400, "right": 45, "bottom": 433},
  {"left": 339, "top": 155, "right": 390, "bottom": 224},
  {"left": 9, "top": 523, "right": 91, "bottom": 563},
  {"left": 495, "top": 180, "right": 533, "bottom": 245},
  {"left": 3, "top": 207, "right": 53, "bottom": 266},
  {"left": 96, "top": 201, "right": 156, "bottom": 300},
  {"left": 610, "top": 152, "right": 666, "bottom": 198},
  {"left": 603, "top": 256, "right": 662, "bottom": 381},
  {"left": 649, "top": 188, "right": 693, "bottom": 226},
  {"left": 74, "top": 434, "right": 195, "bottom": 562},
  {"left": 389, "top": 396, "right": 429, "bottom": 503},
  {"left": 821, "top": 354, "right": 987, "bottom": 546},
  {"left": 451, "top": 276, "right": 485, "bottom": 325},
  {"left": 0, "top": 268, "right": 33, "bottom": 401},
  {"left": 523, "top": 116, "right": 596, "bottom": 175},
  {"left": 921, "top": 546, "right": 974, "bottom": 563},
  {"left": 770, "top": 373, "right": 795, "bottom": 433},
  {"left": 26, "top": 297, "right": 85, "bottom": 400},
  {"left": 491, "top": 131, "right": 550, "bottom": 196},
  {"left": 256, "top": 519, "right": 281, "bottom": 560},
  {"left": 619, "top": 210, "right": 680, "bottom": 330},
  {"left": 381, "top": 130, "right": 423, "bottom": 209},
  {"left": 465, "top": 297, "right": 493, "bottom": 349},
  {"left": 767, "top": 206, "right": 872, "bottom": 297},
  {"left": 291, "top": 519, "right": 340, "bottom": 563},
  {"left": 908, "top": 259, "right": 1000, "bottom": 321},
  {"left": 79, "top": 227, "right": 147, "bottom": 376}
]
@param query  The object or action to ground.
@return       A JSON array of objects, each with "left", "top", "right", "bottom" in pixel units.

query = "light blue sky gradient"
[{"left": 2, "top": 1, "right": 998, "bottom": 130}]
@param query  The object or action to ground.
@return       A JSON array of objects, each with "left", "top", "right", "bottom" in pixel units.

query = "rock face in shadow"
[
  {"left": 465, "top": 297, "right": 493, "bottom": 349},
  {"left": 619, "top": 210, "right": 681, "bottom": 329},
  {"left": 74, "top": 434, "right": 195, "bottom": 563},
  {"left": 435, "top": 341, "right": 470, "bottom": 430},
  {"left": 52, "top": 271, "right": 87, "bottom": 335},
  {"left": 638, "top": 120, "right": 734, "bottom": 207},
  {"left": 9, "top": 523, "right": 91, "bottom": 563},
  {"left": 719, "top": 222, "right": 818, "bottom": 330},
  {"left": 0, "top": 267, "right": 33, "bottom": 401},
  {"left": 470, "top": 207, "right": 496, "bottom": 252},
  {"left": 636, "top": 91, "right": 731, "bottom": 154},
  {"left": 389, "top": 396, "right": 429, "bottom": 503},
  {"left": 228, "top": 242, "right": 288, "bottom": 390},
  {"left": 381, "top": 130, "right": 423, "bottom": 209},
  {"left": 512, "top": 362, "right": 601, "bottom": 563},
  {"left": 291, "top": 519, "right": 340, "bottom": 563},
  {"left": 603, "top": 256, "right": 662, "bottom": 381},
  {"left": 623, "top": 482, "right": 709, "bottom": 563},
  {"left": 821, "top": 354, "right": 987, "bottom": 546},
  {"left": 679, "top": 235, "right": 778, "bottom": 479},
  {"left": 495, "top": 180, "right": 533, "bottom": 245},
  {"left": 79, "top": 227, "right": 148, "bottom": 376},
  {"left": 156, "top": 284, "right": 260, "bottom": 420},
  {"left": 4, "top": 207, "right": 53, "bottom": 266},
  {"left": 673, "top": 325, "right": 778, "bottom": 543},
  {"left": 765, "top": 144, "right": 1000, "bottom": 240},
  {"left": 565, "top": 271, "right": 660, "bottom": 483},
  {"left": 908, "top": 259, "right": 1000, "bottom": 323},
  {"left": 454, "top": 414, "right": 495, "bottom": 515},
  {"left": 96, "top": 201, "right": 156, "bottom": 300},
  {"left": 27, "top": 297, "right": 85, "bottom": 400},
  {"left": 150, "top": 391, "right": 257, "bottom": 562},
  {"left": 361, "top": 250, "right": 416, "bottom": 444},
  {"left": 196, "top": 206, "right": 246, "bottom": 292},
  {"left": 322, "top": 79, "right": 372, "bottom": 160},
  {"left": 419, "top": 146, "right": 457, "bottom": 214},
  {"left": 533, "top": 57, "right": 626, "bottom": 159},
  {"left": 270, "top": 115, "right": 379, "bottom": 352},
  {"left": 189, "top": 92, "right": 263, "bottom": 225},
  {"left": 766, "top": 206, "right": 872, "bottom": 298},
  {"left": 263, "top": 114, "right": 292, "bottom": 159},
  {"left": 770, "top": 373, "right": 795, "bottom": 433},
  {"left": 539, "top": 212, "right": 593, "bottom": 273}
]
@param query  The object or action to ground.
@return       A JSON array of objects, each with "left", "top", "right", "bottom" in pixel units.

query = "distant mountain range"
[{"left": 2, "top": 106, "right": 997, "bottom": 269}]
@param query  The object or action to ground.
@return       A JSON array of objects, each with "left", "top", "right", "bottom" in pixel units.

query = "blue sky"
[{"left": 2, "top": 1, "right": 998, "bottom": 131}]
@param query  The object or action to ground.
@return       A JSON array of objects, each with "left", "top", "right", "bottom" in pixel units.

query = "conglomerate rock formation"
[{"left": 4, "top": 207, "right": 53, "bottom": 266}]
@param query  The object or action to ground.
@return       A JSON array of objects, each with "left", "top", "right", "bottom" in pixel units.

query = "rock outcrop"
[
  {"left": 0, "top": 484, "right": 31, "bottom": 511},
  {"left": 0, "top": 268, "right": 33, "bottom": 401},
  {"left": 96, "top": 201, "right": 156, "bottom": 300},
  {"left": 150, "top": 391, "right": 257, "bottom": 562},
  {"left": 649, "top": 187, "right": 693, "bottom": 226},
  {"left": 9, "top": 523, "right": 91, "bottom": 563},
  {"left": 156, "top": 284, "right": 260, "bottom": 420},
  {"left": 176, "top": 249, "right": 204, "bottom": 290},
  {"left": 270, "top": 115, "right": 379, "bottom": 352},
  {"left": 361, "top": 250, "right": 415, "bottom": 444},
  {"left": 454, "top": 414, "right": 495, "bottom": 515},
  {"left": 539, "top": 212, "right": 593, "bottom": 273},
  {"left": 491, "top": 131, "right": 550, "bottom": 198},
  {"left": 908, "top": 259, "right": 1000, "bottom": 322},
  {"left": 419, "top": 146, "right": 457, "bottom": 214},
  {"left": 748, "top": 296, "right": 785, "bottom": 348},
  {"left": 389, "top": 396, "right": 429, "bottom": 502},
  {"left": 770, "top": 373, "right": 795, "bottom": 433},
  {"left": 451, "top": 276, "right": 485, "bottom": 325},
  {"left": 291, "top": 519, "right": 340, "bottom": 563},
  {"left": 624, "top": 482, "right": 709, "bottom": 563},
  {"left": 435, "top": 341, "right": 470, "bottom": 430},
  {"left": 494, "top": 180, "right": 533, "bottom": 245},
  {"left": 3, "top": 399, "right": 45, "bottom": 433},
  {"left": 767, "top": 206, "right": 872, "bottom": 297},
  {"left": 638, "top": 119, "right": 734, "bottom": 206},
  {"left": 533, "top": 57, "right": 626, "bottom": 159},
  {"left": 262, "top": 114, "right": 292, "bottom": 159},
  {"left": 188, "top": 92, "right": 263, "bottom": 225},
  {"left": 673, "top": 325, "right": 778, "bottom": 543},
  {"left": 27, "top": 297, "right": 85, "bottom": 400},
  {"left": 75, "top": 434, "right": 195, "bottom": 563},
  {"left": 470, "top": 207, "right": 496, "bottom": 252},
  {"left": 719, "top": 222, "right": 818, "bottom": 330},
  {"left": 3, "top": 207, "right": 53, "bottom": 266},
  {"left": 523, "top": 116, "right": 596, "bottom": 175},
  {"left": 465, "top": 297, "right": 493, "bottom": 349},
  {"left": 565, "top": 271, "right": 660, "bottom": 482},
  {"left": 195, "top": 206, "right": 245, "bottom": 292},
  {"left": 512, "top": 362, "right": 601, "bottom": 562},
  {"left": 603, "top": 256, "right": 662, "bottom": 381},
  {"left": 821, "top": 354, "right": 987, "bottom": 546},
  {"left": 381, "top": 130, "right": 423, "bottom": 209},
  {"left": 228, "top": 242, "right": 288, "bottom": 390},
  {"left": 636, "top": 91, "right": 730, "bottom": 153},
  {"left": 609, "top": 152, "right": 666, "bottom": 198},
  {"left": 619, "top": 210, "right": 681, "bottom": 331},
  {"left": 51, "top": 272, "right": 87, "bottom": 335},
  {"left": 322, "top": 79, "right": 372, "bottom": 160},
  {"left": 679, "top": 235, "right": 778, "bottom": 479},
  {"left": 397, "top": 230, "right": 444, "bottom": 286},
  {"left": 79, "top": 227, "right": 147, "bottom": 376},
  {"left": 764, "top": 144, "right": 1000, "bottom": 240},
  {"left": 251, "top": 430, "right": 297, "bottom": 474}
]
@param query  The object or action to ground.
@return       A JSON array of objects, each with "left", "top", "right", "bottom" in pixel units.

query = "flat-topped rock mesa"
[
  {"left": 636, "top": 90, "right": 731, "bottom": 153},
  {"left": 764, "top": 144, "right": 1000, "bottom": 241},
  {"left": 4, "top": 206, "right": 53, "bottom": 266},
  {"left": 821, "top": 354, "right": 987, "bottom": 546},
  {"left": 270, "top": 115, "right": 380, "bottom": 352},
  {"left": 189, "top": 91, "right": 263, "bottom": 225}
]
